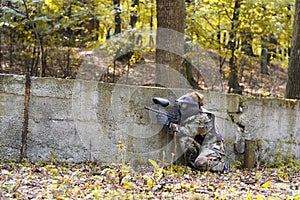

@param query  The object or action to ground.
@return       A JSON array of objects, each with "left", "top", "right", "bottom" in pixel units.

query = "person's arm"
[
  {"left": 170, "top": 113, "right": 211, "bottom": 137},
  {"left": 177, "top": 116, "right": 200, "bottom": 137}
]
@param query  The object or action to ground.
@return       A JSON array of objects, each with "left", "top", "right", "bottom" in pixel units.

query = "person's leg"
[
  {"left": 194, "top": 148, "right": 226, "bottom": 172},
  {"left": 179, "top": 136, "right": 200, "bottom": 166}
]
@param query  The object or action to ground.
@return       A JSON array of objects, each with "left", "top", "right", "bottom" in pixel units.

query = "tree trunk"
[
  {"left": 228, "top": 0, "right": 242, "bottom": 94},
  {"left": 149, "top": 0, "right": 154, "bottom": 46},
  {"left": 241, "top": 32, "right": 254, "bottom": 57},
  {"left": 260, "top": 6, "right": 276, "bottom": 75},
  {"left": 130, "top": 0, "right": 139, "bottom": 28},
  {"left": 113, "top": 0, "right": 121, "bottom": 35},
  {"left": 91, "top": 1, "right": 99, "bottom": 41},
  {"left": 155, "top": 0, "right": 186, "bottom": 88},
  {"left": 129, "top": 0, "right": 140, "bottom": 47},
  {"left": 0, "top": 0, "right": 2, "bottom": 63},
  {"left": 40, "top": 39, "right": 46, "bottom": 77},
  {"left": 286, "top": 0, "right": 300, "bottom": 99},
  {"left": 0, "top": 2, "right": 2, "bottom": 64},
  {"left": 20, "top": 72, "right": 31, "bottom": 161},
  {"left": 260, "top": 36, "right": 269, "bottom": 74}
]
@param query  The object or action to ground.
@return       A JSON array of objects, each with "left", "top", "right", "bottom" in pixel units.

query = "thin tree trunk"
[
  {"left": 261, "top": 36, "right": 269, "bottom": 74},
  {"left": 34, "top": 48, "right": 40, "bottom": 76},
  {"left": 9, "top": 31, "right": 13, "bottom": 67},
  {"left": 22, "top": 0, "right": 43, "bottom": 77},
  {"left": 285, "top": 0, "right": 300, "bottom": 99},
  {"left": 217, "top": 11, "right": 226, "bottom": 78},
  {"left": 130, "top": 0, "right": 139, "bottom": 28},
  {"left": 114, "top": 0, "right": 121, "bottom": 35},
  {"left": 20, "top": 72, "right": 31, "bottom": 161},
  {"left": 31, "top": 47, "right": 36, "bottom": 75},
  {"left": 241, "top": 32, "right": 254, "bottom": 57},
  {"left": 40, "top": 41, "right": 47, "bottom": 77},
  {"left": 112, "top": 0, "right": 122, "bottom": 82},
  {"left": 91, "top": 1, "right": 99, "bottom": 41},
  {"left": 228, "top": 0, "right": 242, "bottom": 94},
  {"left": 149, "top": 0, "right": 154, "bottom": 47},
  {"left": 0, "top": 0, "right": 2, "bottom": 63},
  {"left": 260, "top": 6, "right": 270, "bottom": 75},
  {"left": 66, "top": 48, "right": 71, "bottom": 77}
]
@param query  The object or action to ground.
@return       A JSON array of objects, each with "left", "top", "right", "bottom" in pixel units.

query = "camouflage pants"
[{"left": 179, "top": 136, "right": 225, "bottom": 172}]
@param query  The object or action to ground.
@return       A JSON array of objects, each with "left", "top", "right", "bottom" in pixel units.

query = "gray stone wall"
[{"left": 0, "top": 74, "right": 299, "bottom": 166}]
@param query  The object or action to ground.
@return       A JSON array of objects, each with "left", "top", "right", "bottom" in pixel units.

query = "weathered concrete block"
[
  {"left": 0, "top": 74, "right": 299, "bottom": 166},
  {"left": 226, "top": 94, "right": 243, "bottom": 113},
  {"left": 0, "top": 75, "right": 26, "bottom": 161},
  {"left": 0, "top": 116, "right": 23, "bottom": 160},
  {"left": 0, "top": 74, "right": 25, "bottom": 95},
  {"left": 28, "top": 119, "right": 89, "bottom": 162},
  {"left": 30, "top": 77, "right": 74, "bottom": 98}
]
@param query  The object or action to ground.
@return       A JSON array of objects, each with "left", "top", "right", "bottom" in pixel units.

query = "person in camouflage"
[{"left": 160, "top": 92, "right": 227, "bottom": 172}]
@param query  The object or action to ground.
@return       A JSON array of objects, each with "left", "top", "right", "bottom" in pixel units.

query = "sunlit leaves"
[
  {"left": 261, "top": 180, "right": 272, "bottom": 188},
  {"left": 0, "top": 0, "right": 296, "bottom": 93},
  {"left": 185, "top": 0, "right": 293, "bottom": 62}
]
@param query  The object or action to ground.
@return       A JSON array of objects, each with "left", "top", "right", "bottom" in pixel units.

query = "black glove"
[{"left": 156, "top": 114, "right": 168, "bottom": 125}]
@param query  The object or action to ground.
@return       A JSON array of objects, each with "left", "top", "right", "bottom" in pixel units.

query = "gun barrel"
[
  {"left": 144, "top": 106, "right": 161, "bottom": 115},
  {"left": 144, "top": 106, "right": 178, "bottom": 121}
]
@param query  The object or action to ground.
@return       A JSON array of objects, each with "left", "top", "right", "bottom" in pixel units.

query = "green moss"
[
  {"left": 285, "top": 99, "right": 297, "bottom": 110},
  {"left": 261, "top": 98, "right": 269, "bottom": 107}
]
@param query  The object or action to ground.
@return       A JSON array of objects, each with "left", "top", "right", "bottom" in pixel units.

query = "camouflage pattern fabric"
[{"left": 175, "top": 112, "right": 226, "bottom": 172}]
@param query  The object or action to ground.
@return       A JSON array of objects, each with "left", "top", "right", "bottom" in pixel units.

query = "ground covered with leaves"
[{"left": 1, "top": 161, "right": 299, "bottom": 200}]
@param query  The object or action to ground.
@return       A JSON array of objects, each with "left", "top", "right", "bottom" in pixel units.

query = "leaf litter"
[{"left": 0, "top": 161, "right": 299, "bottom": 199}]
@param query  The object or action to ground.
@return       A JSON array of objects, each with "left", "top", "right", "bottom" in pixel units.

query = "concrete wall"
[{"left": 0, "top": 74, "right": 299, "bottom": 166}]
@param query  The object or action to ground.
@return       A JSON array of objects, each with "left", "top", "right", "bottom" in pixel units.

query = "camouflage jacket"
[{"left": 177, "top": 112, "right": 225, "bottom": 156}]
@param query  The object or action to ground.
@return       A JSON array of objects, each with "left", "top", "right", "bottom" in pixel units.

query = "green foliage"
[
  {"left": 48, "top": 153, "right": 58, "bottom": 163},
  {"left": 0, "top": 0, "right": 295, "bottom": 95},
  {"left": 186, "top": 0, "right": 293, "bottom": 61},
  {"left": 148, "top": 159, "right": 164, "bottom": 182},
  {"left": 1, "top": 0, "right": 157, "bottom": 77},
  {"left": 269, "top": 149, "right": 300, "bottom": 172}
]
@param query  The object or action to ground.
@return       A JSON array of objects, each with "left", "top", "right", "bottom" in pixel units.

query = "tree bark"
[
  {"left": 228, "top": 0, "right": 242, "bottom": 94},
  {"left": 155, "top": 0, "right": 185, "bottom": 88},
  {"left": 113, "top": 0, "right": 121, "bottom": 35},
  {"left": 20, "top": 72, "right": 31, "bottom": 161},
  {"left": 149, "top": 0, "right": 154, "bottom": 46},
  {"left": 260, "top": 36, "right": 269, "bottom": 74},
  {"left": 130, "top": 0, "right": 139, "bottom": 28},
  {"left": 286, "top": 0, "right": 300, "bottom": 99},
  {"left": 0, "top": 0, "right": 2, "bottom": 64},
  {"left": 241, "top": 32, "right": 254, "bottom": 57},
  {"left": 22, "top": 0, "right": 44, "bottom": 77}
]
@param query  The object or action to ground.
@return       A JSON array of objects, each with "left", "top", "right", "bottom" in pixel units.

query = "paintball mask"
[{"left": 176, "top": 94, "right": 200, "bottom": 120}]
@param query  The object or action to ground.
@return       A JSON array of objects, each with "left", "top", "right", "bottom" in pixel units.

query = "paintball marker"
[{"left": 144, "top": 97, "right": 179, "bottom": 126}]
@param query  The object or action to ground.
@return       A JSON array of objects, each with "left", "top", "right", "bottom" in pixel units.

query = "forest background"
[
  {"left": 1, "top": 1, "right": 300, "bottom": 198},
  {"left": 0, "top": 0, "right": 297, "bottom": 98}
]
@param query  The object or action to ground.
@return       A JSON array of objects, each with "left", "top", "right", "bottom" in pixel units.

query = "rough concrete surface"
[{"left": 0, "top": 74, "right": 299, "bottom": 166}]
